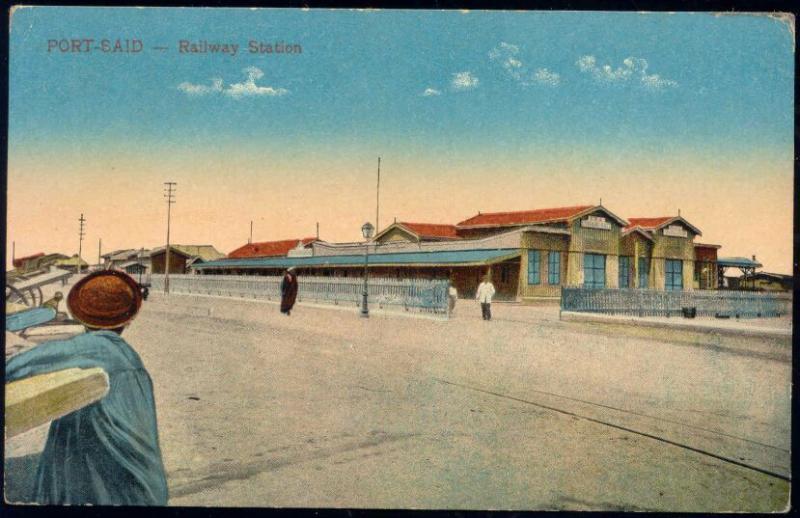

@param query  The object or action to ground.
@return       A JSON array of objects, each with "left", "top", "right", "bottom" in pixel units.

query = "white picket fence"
[
  {"left": 562, "top": 287, "right": 792, "bottom": 318},
  {"left": 149, "top": 274, "right": 450, "bottom": 318}
]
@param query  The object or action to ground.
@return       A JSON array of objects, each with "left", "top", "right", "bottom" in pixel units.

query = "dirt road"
[{"left": 5, "top": 291, "right": 791, "bottom": 510}]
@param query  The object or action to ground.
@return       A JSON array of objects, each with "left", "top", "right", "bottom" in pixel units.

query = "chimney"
[{"left": 752, "top": 255, "right": 756, "bottom": 262}]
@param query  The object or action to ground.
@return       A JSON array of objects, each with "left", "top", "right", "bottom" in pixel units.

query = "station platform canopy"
[
  {"left": 194, "top": 248, "right": 521, "bottom": 271},
  {"left": 717, "top": 257, "right": 762, "bottom": 269}
]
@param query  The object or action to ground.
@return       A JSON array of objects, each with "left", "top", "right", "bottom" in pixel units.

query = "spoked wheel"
[
  {"left": 31, "top": 287, "right": 44, "bottom": 306},
  {"left": 5, "top": 285, "right": 31, "bottom": 306}
]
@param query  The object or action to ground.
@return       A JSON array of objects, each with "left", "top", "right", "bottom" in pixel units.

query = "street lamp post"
[{"left": 360, "top": 222, "right": 374, "bottom": 318}]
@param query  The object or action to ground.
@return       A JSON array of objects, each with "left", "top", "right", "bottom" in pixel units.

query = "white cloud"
[
  {"left": 576, "top": 54, "right": 677, "bottom": 90},
  {"left": 641, "top": 73, "right": 678, "bottom": 90},
  {"left": 490, "top": 42, "right": 561, "bottom": 87},
  {"left": 504, "top": 57, "right": 524, "bottom": 80},
  {"left": 489, "top": 42, "right": 524, "bottom": 80},
  {"left": 498, "top": 42, "right": 519, "bottom": 54},
  {"left": 422, "top": 87, "right": 442, "bottom": 96},
  {"left": 506, "top": 57, "right": 523, "bottom": 69},
  {"left": 451, "top": 71, "right": 479, "bottom": 91},
  {"left": 177, "top": 67, "right": 288, "bottom": 99},
  {"left": 177, "top": 78, "right": 223, "bottom": 95},
  {"left": 532, "top": 68, "right": 561, "bottom": 87},
  {"left": 224, "top": 66, "right": 288, "bottom": 99},
  {"left": 576, "top": 55, "right": 597, "bottom": 72}
]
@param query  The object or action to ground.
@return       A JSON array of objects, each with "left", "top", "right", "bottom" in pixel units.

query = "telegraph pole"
[
  {"left": 164, "top": 182, "right": 177, "bottom": 293},
  {"left": 98, "top": 238, "right": 102, "bottom": 270},
  {"left": 139, "top": 247, "right": 145, "bottom": 284},
  {"left": 78, "top": 213, "right": 86, "bottom": 273},
  {"left": 249, "top": 221, "right": 253, "bottom": 244},
  {"left": 375, "top": 157, "right": 381, "bottom": 232}
]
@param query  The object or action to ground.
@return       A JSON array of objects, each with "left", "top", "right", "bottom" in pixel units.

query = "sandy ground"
[{"left": 5, "top": 280, "right": 792, "bottom": 511}]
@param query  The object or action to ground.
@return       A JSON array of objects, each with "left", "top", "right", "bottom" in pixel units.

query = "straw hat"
[{"left": 67, "top": 270, "right": 142, "bottom": 329}]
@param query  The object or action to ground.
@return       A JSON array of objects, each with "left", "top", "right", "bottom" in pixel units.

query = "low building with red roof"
[
  {"left": 372, "top": 222, "right": 461, "bottom": 243},
  {"left": 228, "top": 238, "right": 317, "bottom": 259},
  {"left": 621, "top": 214, "right": 712, "bottom": 290},
  {"left": 195, "top": 204, "right": 732, "bottom": 300},
  {"left": 457, "top": 205, "right": 594, "bottom": 228},
  {"left": 12, "top": 252, "right": 70, "bottom": 272},
  {"left": 624, "top": 215, "right": 702, "bottom": 236},
  {"left": 455, "top": 205, "right": 627, "bottom": 240},
  {"left": 13, "top": 253, "right": 45, "bottom": 270}
]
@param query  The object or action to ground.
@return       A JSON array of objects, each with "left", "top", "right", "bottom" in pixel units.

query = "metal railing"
[
  {"left": 149, "top": 274, "right": 450, "bottom": 318},
  {"left": 561, "top": 287, "right": 792, "bottom": 318}
]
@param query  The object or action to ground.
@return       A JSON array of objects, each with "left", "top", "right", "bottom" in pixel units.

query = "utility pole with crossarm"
[
  {"left": 164, "top": 182, "right": 177, "bottom": 293},
  {"left": 78, "top": 213, "right": 86, "bottom": 273}
]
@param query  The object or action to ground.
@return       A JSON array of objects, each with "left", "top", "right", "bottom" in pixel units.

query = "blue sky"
[
  {"left": 10, "top": 8, "right": 794, "bottom": 156},
  {"left": 7, "top": 8, "right": 795, "bottom": 273}
]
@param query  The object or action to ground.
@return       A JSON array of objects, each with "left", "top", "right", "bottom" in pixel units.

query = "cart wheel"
[
  {"left": 5, "top": 285, "right": 30, "bottom": 306},
  {"left": 32, "top": 287, "right": 44, "bottom": 306}
]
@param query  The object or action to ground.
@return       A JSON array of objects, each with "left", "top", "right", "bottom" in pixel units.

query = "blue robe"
[
  {"left": 5, "top": 330, "right": 169, "bottom": 505},
  {"left": 6, "top": 307, "right": 56, "bottom": 332}
]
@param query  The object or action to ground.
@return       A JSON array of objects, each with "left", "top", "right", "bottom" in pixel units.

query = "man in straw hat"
[
  {"left": 280, "top": 266, "right": 299, "bottom": 316},
  {"left": 6, "top": 270, "right": 168, "bottom": 505}
]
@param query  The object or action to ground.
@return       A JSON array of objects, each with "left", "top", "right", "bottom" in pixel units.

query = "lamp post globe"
[
  {"left": 360, "top": 221, "right": 374, "bottom": 318},
  {"left": 361, "top": 222, "right": 374, "bottom": 240}
]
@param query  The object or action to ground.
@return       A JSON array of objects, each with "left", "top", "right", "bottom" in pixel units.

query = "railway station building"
[
  {"left": 193, "top": 204, "right": 724, "bottom": 301},
  {"left": 150, "top": 245, "right": 225, "bottom": 274}
]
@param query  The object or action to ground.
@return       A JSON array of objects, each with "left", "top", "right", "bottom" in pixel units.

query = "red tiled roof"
[
  {"left": 624, "top": 217, "right": 673, "bottom": 230},
  {"left": 456, "top": 205, "right": 594, "bottom": 227},
  {"left": 399, "top": 222, "right": 461, "bottom": 239},
  {"left": 621, "top": 226, "right": 654, "bottom": 241},
  {"left": 13, "top": 252, "right": 44, "bottom": 268},
  {"left": 228, "top": 237, "right": 316, "bottom": 259},
  {"left": 626, "top": 216, "right": 702, "bottom": 237}
]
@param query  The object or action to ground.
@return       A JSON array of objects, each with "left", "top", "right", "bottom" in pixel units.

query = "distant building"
[
  {"left": 55, "top": 255, "right": 89, "bottom": 272},
  {"left": 372, "top": 222, "right": 461, "bottom": 243},
  {"left": 193, "top": 204, "right": 727, "bottom": 301},
  {"left": 227, "top": 238, "right": 317, "bottom": 259},
  {"left": 118, "top": 260, "right": 149, "bottom": 277},
  {"left": 718, "top": 256, "right": 762, "bottom": 290},
  {"left": 13, "top": 252, "right": 71, "bottom": 273},
  {"left": 102, "top": 249, "right": 150, "bottom": 271},
  {"left": 742, "top": 272, "right": 792, "bottom": 292},
  {"left": 13, "top": 253, "right": 45, "bottom": 270},
  {"left": 150, "top": 245, "right": 225, "bottom": 274}
]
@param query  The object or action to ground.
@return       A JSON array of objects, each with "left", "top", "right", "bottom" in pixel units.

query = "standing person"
[
  {"left": 476, "top": 274, "right": 496, "bottom": 321},
  {"left": 280, "top": 267, "right": 299, "bottom": 316},
  {"left": 5, "top": 270, "right": 168, "bottom": 505},
  {"left": 448, "top": 283, "right": 458, "bottom": 315}
]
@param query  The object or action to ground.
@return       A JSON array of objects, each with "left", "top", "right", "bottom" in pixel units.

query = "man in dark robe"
[
  {"left": 5, "top": 270, "right": 168, "bottom": 505},
  {"left": 280, "top": 267, "right": 298, "bottom": 315}
]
